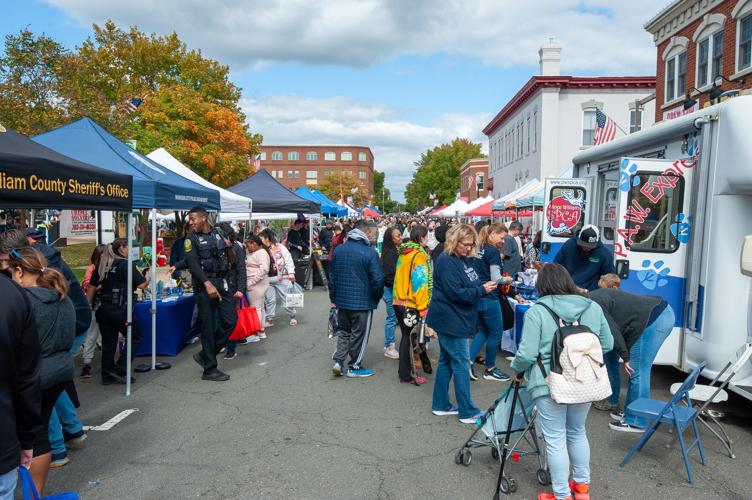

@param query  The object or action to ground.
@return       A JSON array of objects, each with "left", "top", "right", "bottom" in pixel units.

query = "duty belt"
[{"left": 204, "top": 271, "right": 228, "bottom": 278}]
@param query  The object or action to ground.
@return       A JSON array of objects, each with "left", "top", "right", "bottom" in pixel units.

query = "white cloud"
[
  {"left": 241, "top": 95, "right": 489, "bottom": 201},
  {"left": 45, "top": 0, "right": 658, "bottom": 74}
]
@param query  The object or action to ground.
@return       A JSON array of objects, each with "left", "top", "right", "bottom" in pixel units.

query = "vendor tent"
[
  {"left": 465, "top": 199, "right": 496, "bottom": 217},
  {"left": 147, "top": 148, "right": 251, "bottom": 213},
  {"left": 362, "top": 207, "right": 381, "bottom": 218},
  {"left": 517, "top": 185, "right": 545, "bottom": 207},
  {"left": 34, "top": 118, "right": 220, "bottom": 210},
  {"left": 229, "top": 169, "right": 319, "bottom": 214},
  {"left": 311, "top": 189, "right": 348, "bottom": 217},
  {"left": 460, "top": 195, "right": 494, "bottom": 215},
  {"left": 336, "top": 198, "right": 360, "bottom": 217},
  {"left": 491, "top": 179, "right": 539, "bottom": 211},
  {"left": 434, "top": 199, "right": 470, "bottom": 217},
  {"left": 428, "top": 204, "right": 447, "bottom": 215},
  {"left": 503, "top": 180, "right": 543, "bottom": 209},
  {"left": 295, "top": 186, "right": 344, "bottom": 216},
  {"left": 0, "top": 126, "right": 132, "bottom": 210}
]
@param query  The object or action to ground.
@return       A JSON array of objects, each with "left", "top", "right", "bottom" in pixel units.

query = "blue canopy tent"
[
  {"left": 35, "top": 117, "right": 222, "bottom": 396},
  {"left": 34, "top": 117, "right": 220, "bottom": 210},
  {"left": 294, "top": 186, "right": 346, "bottom": 217},
  {"left": 311, "top": 189, "right": 347, "bottom": 217}
]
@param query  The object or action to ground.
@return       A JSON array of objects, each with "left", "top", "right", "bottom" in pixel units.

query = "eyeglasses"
[{"left": 459, "top": 241, "right": 475, "bottom": 249}]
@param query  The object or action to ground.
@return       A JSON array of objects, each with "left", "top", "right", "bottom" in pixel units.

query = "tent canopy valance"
[
  {"left": 147, "top": 148, "right": 251, "bottom": 213},
  {"left": 0, "top": 126, "right": 132, "bottom": 210},
  {"left": 229, "top": 169, "right": 319, "bottom": 214},
  {"left": 294, "top": 186, "right": 344, "bottom": 216},
  {"left": 33, "top": 118, "right": 220, "bottom": 210}
]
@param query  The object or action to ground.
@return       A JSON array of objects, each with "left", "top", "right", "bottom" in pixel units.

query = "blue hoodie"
[
  {"left": 427, "top": 252, "right": 485, "bottom": 337},
  {"left": 553, "top": 236, "right": 615, "bottom": 291}
]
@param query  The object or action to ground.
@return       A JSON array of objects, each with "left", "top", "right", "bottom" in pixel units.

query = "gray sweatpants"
[
  {"left": 264, "top": 277, "right": 296, "bottom": 320},
  {"left": 333, "top": 309, "right": 374, "bottom": 369}
]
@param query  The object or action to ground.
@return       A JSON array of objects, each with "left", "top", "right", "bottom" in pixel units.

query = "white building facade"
[{"left": 483, "top": 42, "right": 657, "bottom": 197}]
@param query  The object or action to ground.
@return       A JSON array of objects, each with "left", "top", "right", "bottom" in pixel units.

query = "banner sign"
[{"left": 60, "top": 210, "right": 97, "bottom": 237}]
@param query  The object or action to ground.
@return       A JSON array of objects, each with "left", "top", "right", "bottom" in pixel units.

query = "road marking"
[
  {"left": 83, "top": 409, "right": 139, "bottom": 431},
  {"left": 259, "top": 362, "right": 267, "bottom": 366}
]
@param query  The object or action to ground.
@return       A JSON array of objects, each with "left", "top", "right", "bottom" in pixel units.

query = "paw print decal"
[
  {"left": 670, "top": 213, "right": 692, "bottom": 244},
  {"left": 619, "top": 159, "right": 640, "bottom": 192},
  {"left": 637, "top": 260, "right": 670, "bottom": 290}
]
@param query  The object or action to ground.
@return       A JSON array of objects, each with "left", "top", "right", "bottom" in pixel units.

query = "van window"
[{"left": 626, "top": 172, "right": 684, "bottom": 253}]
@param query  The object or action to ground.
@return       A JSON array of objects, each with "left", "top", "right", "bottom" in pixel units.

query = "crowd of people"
[{"left": 2, "top": 207, "right": 677, "bottom": 500}]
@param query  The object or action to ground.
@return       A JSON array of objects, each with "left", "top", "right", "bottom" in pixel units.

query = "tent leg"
[
  {"left": 126, "top": 212, "right": 133, "bottom": 397},
  {"left": 151, "top": 209, "right": 157, "bottom": 370}
]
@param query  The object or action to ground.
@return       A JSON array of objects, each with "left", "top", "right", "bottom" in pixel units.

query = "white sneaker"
[
  {"left": 258, "top": 332, "right": 267, "bottom": 339},
  {"left": 242, "top": 335, "right": 261, "bottom": 344},
  {"left": 384, "top": 344, "right": 399, "bottom": 359}
]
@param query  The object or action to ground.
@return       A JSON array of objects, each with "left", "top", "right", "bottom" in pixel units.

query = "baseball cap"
[
  {"left": 24, "top": 228, "right": 44, "bottom": 240},
  {"left": 577, "top": 224, "right": 599, "bottom": 249}
]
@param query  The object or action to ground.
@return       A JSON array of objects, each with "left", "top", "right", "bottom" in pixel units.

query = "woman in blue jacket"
[{"left": 427, "top": 224, "right": 496, "bottom": 424}]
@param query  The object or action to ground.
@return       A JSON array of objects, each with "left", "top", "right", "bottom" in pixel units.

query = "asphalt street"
[{"left": 44, "top": 288, "right": 752, "bottom": 500}]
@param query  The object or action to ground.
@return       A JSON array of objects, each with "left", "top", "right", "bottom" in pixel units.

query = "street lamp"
[{"left": 709, "top": 75, "right": 745, "bottom": 105}]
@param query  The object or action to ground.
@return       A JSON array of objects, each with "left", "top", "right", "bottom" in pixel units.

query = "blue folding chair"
[{"left": 619, "top": 362, "right": 707, "bottom": 483}]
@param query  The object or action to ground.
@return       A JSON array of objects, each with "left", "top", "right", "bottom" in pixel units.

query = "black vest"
[{"left": 190, "top": 228, "right": 230, "bottom": 275}]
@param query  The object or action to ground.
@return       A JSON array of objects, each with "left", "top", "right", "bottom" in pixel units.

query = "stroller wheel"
[
  {"left": 536, "top": 468, "right": 551, "bottom": 485},
  {"left": 491, "top": 447, "right": 500, "bottom": 460},
  {"left": 499, "top": 477, "right": 511, "bottom": 494},
  {"left": 508, "top": 478, "right": 517, "bottom": 493},
  {"left": 460, "top": 449, "right": 472, "bottom": 466},
  {"left": 454, "top": 449, "right": 463, "bottom": 465}
]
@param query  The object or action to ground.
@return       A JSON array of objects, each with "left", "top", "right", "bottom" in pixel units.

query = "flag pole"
[{"left": 603, "top": 109, "right": 629, "bottom": 136}]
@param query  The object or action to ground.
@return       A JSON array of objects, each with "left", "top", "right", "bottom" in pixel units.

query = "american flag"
[
  {"left": 593, "top": 109, "right": 617, "bottom": 145},
  {"left": 121, "top": 97, "right": 143, "bottom": 113},
  {"left": 253, "top": 154, "right": 261, "bottom": 168}
]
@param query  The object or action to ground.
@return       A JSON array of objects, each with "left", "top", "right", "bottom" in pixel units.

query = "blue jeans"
[
  {"left": 48, "top": 391, "right": 83, "bottom": 456},
  {"left": 432, "top": 334, "right": 479, "bottom": 419},
  {"left": 382, "top": 287, "right": 397, "bottom": 347},
  {"left": 469, "top": 297, "right": 503, "bottom": 369},
  {"left": 624, "top": 306, "right": 675, "bottom": 428},
  {"left": 0, "top": 468, "right": 16, "bottom": 500},
  {"left": 605, "top": 349, "right": 621, "bottom": 406},
  {"left": 536, "top": 396, "right": 591, "bottom": 499}
]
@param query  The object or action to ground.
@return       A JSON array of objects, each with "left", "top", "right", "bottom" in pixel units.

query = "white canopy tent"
[
  {"left": 337, "top": 199, "right": 360, "bottom": 217},
  {"left": 147, "top": 148, "right": 252, "bottom": 213},
  {"left": 434, "top": 199, "right": 470, "bottom": 217},
  {"left": 459, "top": 195, "right": 494, "bottom": 215},
  {"left": 218, "top": 211, "right": 319, "bottom": 221}
]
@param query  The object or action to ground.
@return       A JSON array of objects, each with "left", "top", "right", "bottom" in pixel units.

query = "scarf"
[
  {"left": 347, "top": 228, "right": 371, "bottom": 244},
  {"left": 398, "top": 241, "right": 433, "bottom": 298}
]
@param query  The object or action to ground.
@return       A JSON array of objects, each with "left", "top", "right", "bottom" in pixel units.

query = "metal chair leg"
[
  {"left": 674, "top": 421, "right": 694, "bottom": 484},
  {"left": 692, "top": 418, "right": 707, "bottom": 466}
]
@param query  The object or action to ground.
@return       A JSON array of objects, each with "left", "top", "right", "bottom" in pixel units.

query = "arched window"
[{"left": 271, "top": 151, "right": 283, "bottom": 161}]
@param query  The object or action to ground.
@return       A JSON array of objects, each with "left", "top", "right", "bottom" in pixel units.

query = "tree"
[
  {"left": 318, "top": 172, "right": 370, "bottom": 207},
  {"left": 405, "top": 138, "right": 484, "bottom": 211},
  {"left": 130, "top": 84, "right": 261, "bottom": 188},
  {"left": 0, "top": 30, "right": 67, "bottom": 135},
  {"left": 373, "top": 170, "right": 397, "bottom": 213}
]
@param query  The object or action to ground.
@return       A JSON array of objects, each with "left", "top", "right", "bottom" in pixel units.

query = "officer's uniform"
[
  {"left": 184, "top": 227, "right": 238, "bottom": 374},
  {"left": 91, "top": 258, "right": 145, "bottom": 381}
]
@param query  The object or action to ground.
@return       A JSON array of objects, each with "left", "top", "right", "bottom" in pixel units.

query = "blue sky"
[{"left": 2, "top": 0, "right": 660, "bottom": 201}]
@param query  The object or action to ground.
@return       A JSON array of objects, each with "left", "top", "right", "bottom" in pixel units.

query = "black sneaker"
[
  {"left": 102, "top": 374, "right": 116, "bottom": 385},
  {"left": 223, "top": 351, "right": 237, "bottom": 360},
  {"left": 469, "top": 366, "right": 478, "bottom": 381},
  {"left": 609, "top": 420, "right": 645, "bottom": 433},
  {"left": 202, "top": 370, "right": 230, "bottom": 382},
  {"left": 106, "top": 371, "right": 135, "bottom": 384},
  {"left": 81, "top": 364, "right": 92, "bottom": 379},
  {"left": 483, "top": 368, "right": 511, "bottom": 381}
]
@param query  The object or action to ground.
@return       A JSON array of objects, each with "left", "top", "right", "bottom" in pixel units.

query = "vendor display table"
[{"left": 134, "top": 294, "right": 196, "bottom": 357}]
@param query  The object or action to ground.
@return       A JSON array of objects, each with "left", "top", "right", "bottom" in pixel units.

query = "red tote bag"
[{"left": 229, "top": 297, "right": 262, "bottom": 341}]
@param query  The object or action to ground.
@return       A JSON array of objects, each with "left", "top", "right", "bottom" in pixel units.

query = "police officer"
[
  {"left": 89, "top": 238, "right": 148, "bottom": 385},
  {"left": 184, "top": 206, "right": 237, "bottom": 381}
]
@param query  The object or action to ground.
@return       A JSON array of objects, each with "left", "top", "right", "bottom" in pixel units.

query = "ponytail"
[{"left": 8, "top": 247, "right": 69, "bottom": 300}]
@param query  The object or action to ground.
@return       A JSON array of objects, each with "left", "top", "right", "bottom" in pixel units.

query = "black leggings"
[
  {"left": 33, "top": 382, "right": 68, "bottom": 456},
  {"left": 394, "top": 306, "right": 432, "bottom": 382}
]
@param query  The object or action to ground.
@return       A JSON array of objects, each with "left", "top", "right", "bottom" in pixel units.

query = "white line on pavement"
[{"left": 82, "top": 408, "right": 139, "bottom": 431}]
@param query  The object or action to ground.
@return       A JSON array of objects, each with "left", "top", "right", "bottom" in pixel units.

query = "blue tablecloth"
[{"left": 134, "top": 294, "right": 196, "bottom": 357}]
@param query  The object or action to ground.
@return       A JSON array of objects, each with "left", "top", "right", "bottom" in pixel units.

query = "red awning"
[
  {"left": 465, "top": 200, "right": 495, "bottom": 217},
  {"left": 362, "top": 207, "right": 381, "bottom": 218}
]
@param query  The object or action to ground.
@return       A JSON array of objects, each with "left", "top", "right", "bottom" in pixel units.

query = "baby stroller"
[{"left": 455, "top": 382, "right": 549, "bottom": 498}]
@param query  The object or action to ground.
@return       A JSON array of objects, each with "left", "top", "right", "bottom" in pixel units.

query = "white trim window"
[
  {"left": 629, "top": 107, "right": 643, "bottom": 134},
  {"left": 288, "top": 151, "right": 299, "bottom": 161},
  {"left": 306, "top": 151, "right": 317, "bottom": 161},
  {"left": 665, "top": 51, "right": 687, "bottom": 102},
  {"left": 533, "top": 110, "right": 538, "bottom": 152},
  {"left": 306, "top": 170, "right": 317, "bottom": 179},
  {"left": 582, "top": 109, "right": 596, "bottom": 146},
  {"left": 358, "top": 152, "right": 367, "bottom": 161},
  {"left": 272, "top": 151, "right": 283, "bottom": 161},
  {"left": 358, "top": 171, "right": 366, "bottom": 179},
  {"left": 697, "top": 32, "right": 724, "bottom": 88},
  {"left": 259, "top": 152, "right": 267, "bottom": 161},
  {"left": 526, "top": 115, "right": 531, "bottom": 154},
  {"left": 324, "top": 151, "right": 336, "bottom": 161},
  {"left": 740, "top": 14, "right": 752, "bottom": 72},
  {"left": 341, "top": 152, "right": 352, "bottom": 161}
]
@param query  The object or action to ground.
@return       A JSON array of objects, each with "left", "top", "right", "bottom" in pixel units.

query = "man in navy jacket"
[
  {"left": 329, "top": 220, "right": 384, "bottom": 378},
  {"left": 553, "top": 224, "right": 615, "bottom": 291}
]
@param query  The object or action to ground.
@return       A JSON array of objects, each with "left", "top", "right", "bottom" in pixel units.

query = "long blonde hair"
[
  {"left": 444, "top": 224, "right": 478, "bottom": 257},
  {"left": 9, "top": 247, "right": 69, "bottom": 300},
  {"left": 478, "top": 222, "right": 508, "bottom": 247}
]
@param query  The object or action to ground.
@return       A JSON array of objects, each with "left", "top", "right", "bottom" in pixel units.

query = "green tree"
[
  {"left": 0, "top": 30, "right": 67, "bottom": 135},
  {"left": 318, "top": 172, "right": 370, "bottom": 207},
  {"left": 373, "top": 170, "right": 397, "bottom": 213},
  {"left": 405, "top": 138, "right": 484, "bottom": 211}
]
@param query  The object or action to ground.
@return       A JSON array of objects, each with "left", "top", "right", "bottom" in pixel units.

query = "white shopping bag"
[{"left": 285, "top": 283, "right": 304, "bottom": 308}]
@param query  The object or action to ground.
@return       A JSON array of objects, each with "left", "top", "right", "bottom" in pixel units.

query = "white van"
[{"left": 540, "top": 96, "right": 752, "bottom": 400}]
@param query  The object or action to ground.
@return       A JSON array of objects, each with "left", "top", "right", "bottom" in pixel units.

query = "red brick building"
[
  {"left": 459, "top": 159, "right": 489, "bottom": 202},
  {"left": 257, "top": 145, "right": 375, "bottom": 198},
  {"left": 646, "top": 0, "right": 752, "bottom": 122}
]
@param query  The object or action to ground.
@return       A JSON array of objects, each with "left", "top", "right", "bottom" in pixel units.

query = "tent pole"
[
  {"left": 151, "top": 208, "right": 157, "bottom": 370},
  {"left": 126, "top": 211, "right": 133, "bottom": 397}
]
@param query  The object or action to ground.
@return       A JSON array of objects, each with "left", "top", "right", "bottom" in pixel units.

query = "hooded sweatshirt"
[
  {"left": 25, "top": 287, "right": 76, "bottom": 389},
  {"left": 553, "top": 236, "right": 615, "bottom": 291},
  {"left": 392, "top": 242, "right": 432, "bottom": 315},
  {"left": 510, "top": 294, "right": 613, "bottom": 400}
]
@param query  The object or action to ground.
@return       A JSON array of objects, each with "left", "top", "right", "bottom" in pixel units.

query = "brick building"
[
  {"left": 459, "top": 159, "right": 490, "bottom": 202},
  {"left": 257, "top": 145, "right": 375, "bottom": 198},
  {"left": 645, "top": 0, "right": 752, "bottom": 122}
]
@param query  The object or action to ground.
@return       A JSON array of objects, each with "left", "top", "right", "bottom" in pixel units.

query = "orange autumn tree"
[
  {"left": 318, "top": 171, "right": 371, "bottom": 207},
  {"left": 131, "top": 84, "right": 261, "bottom": 188}
]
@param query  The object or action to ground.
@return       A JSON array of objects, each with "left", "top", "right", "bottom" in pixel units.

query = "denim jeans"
[
  {"left": 0, "top": 468, "right": 16, "bottom": 500},
  {"left": 432, "top": 334, "right": 480, "bottom": 420},
  {"left": 535, "top": 396, "right": 591, "bottom": 499},
  {"left": 48, "top": 391, "right": 83, "bottom": 456},
  {"left": 624, "top": 306, "right": 675, "bottom": 428},
  {"left": 605, "top": 349, "right": 621, "bottom": 406},
  {"left": 382, "top": 287, "right": 397, "bottom": 347},
  {"left": 469, "top": 297, "right": 503, "bottom": 369}
]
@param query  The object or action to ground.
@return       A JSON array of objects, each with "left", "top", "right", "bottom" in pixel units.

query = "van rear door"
[
  {"left": 540, "top": 178, "right": 592, "bottom": 262},
  {"left": 614, "top": 156, "right": 695, "bottom": 366}
]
